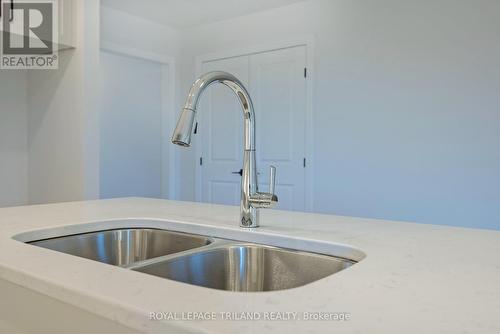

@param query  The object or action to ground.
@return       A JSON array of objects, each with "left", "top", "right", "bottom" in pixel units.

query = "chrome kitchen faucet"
[{"left": 172, "top": 71, "right": 278, "bottom": 228}]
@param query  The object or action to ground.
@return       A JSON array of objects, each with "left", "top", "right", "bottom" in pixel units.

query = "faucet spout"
[
  {"left": 172, "top": 71, "right": 255, "bottom": 151},
  {"left": 172, "top": 71, "right": 277, "bottom": 228}
]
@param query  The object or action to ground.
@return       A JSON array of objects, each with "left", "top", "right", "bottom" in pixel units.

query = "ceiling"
[{"left": 101, "top": 0, "right": 308, "bottom": 29}]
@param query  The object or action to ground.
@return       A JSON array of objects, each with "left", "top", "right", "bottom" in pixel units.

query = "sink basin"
[
  {"left": 29, "top": 229, "right": 212, "bottom": 267},
  {"left": 133, "top": 244, "right": 355, "bottom": 292},
  {"left": 22, "top": 222, "right": 362, "bottom": 292}
]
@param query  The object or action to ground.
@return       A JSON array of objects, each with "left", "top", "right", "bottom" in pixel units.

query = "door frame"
[
  {"left": 100, "top": 41, "right": 177, "bottom": 200},
  {"left": 193, "top": 35, "right": 315, "bottom": 212}
]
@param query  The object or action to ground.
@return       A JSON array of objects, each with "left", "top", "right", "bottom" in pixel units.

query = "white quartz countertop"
[{"left": 0, "top": 198, "right": 499, "bottom": 334}]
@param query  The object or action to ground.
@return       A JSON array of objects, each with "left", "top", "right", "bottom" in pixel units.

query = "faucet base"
[{"left": 240, "top": 207, "right": 259, "bottom": 228}]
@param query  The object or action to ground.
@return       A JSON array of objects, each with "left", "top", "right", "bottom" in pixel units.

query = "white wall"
[
  {"left": 27, "top": 0, "right": 101, "bottom": 204},
  {"left": 27, "top": 51, "right": 87, "bottom": 204},
  {"left": 176, "top": 0, "right": 500, "bottom": 230},
  {"left": 0, "top": 72, "right": 28, "bottom": 207},
  {"left": 100, "top": 6, "right": 181, "bottom": 61}
]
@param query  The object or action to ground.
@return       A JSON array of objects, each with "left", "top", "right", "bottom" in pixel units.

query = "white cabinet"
[
  {"left": 0, "top": 0, "right": 75, "bottom": 50},
  {"left": 0, "top": 0, "right": 23, "bottom": 36}
]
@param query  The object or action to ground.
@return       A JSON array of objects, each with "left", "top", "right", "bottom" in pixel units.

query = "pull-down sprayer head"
[
  {"left": 171, "top": 71, "right": 256, "bottom": 150},
  {"left": 171, "top": 108, "right": 196, "bottom": 147}
]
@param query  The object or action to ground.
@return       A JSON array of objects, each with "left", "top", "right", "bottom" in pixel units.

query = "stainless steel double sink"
[{"left": 29, "top": 228, "right": 357, "bottom": 292}]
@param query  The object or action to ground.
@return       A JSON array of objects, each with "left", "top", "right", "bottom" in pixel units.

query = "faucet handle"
[
  {"left": 249, "top": 166, "right": 278, "bottom": 209},
  {"left": 269, "top": 166, "right": 276, "bottom": 195}
]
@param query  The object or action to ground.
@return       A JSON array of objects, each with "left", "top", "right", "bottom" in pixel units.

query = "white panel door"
[
  {"left": 199, "top": 56, "right": 250, "bottom": 205},
  {"left": 250, "top": 46, "right": 307, "bottom": 211},
  {"left": 99, "top": 50, "right": 163, "bottom": 199},
  {"left": 198, "top": 46, "right": 307, "bottom": 211}
]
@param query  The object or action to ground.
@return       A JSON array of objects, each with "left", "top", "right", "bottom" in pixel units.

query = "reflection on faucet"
[{"left": 171, "top": 71, "right": 278, "bottom": 228}]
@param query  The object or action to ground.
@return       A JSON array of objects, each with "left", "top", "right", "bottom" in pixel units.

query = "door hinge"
[
  {"left": 303, "top": 158, "right": 307, "bottom": 168},
  {"left": 304, "top": 67, "right": 307, "bottom": 78},
  {"left": 200, "top": 157, "right": 203, "bottom": 166}
]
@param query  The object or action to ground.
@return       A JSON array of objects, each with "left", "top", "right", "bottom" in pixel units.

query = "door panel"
[
  {"left": 199, "top": 56, "right": 249, "bottom": 206},
  {"left": 99, "top": 51, "right": 163, "bottom": 199},
  {"left": 199, "top": 46, "right": 307, "bottom": 211},
  {"left": 250, "top": 46, "right": 307, "bottom": 211}
]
